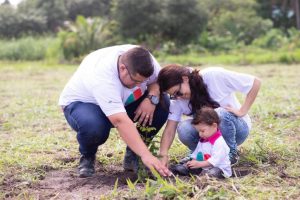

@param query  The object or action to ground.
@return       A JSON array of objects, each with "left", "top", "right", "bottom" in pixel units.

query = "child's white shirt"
[{"left": 190, "top": 130, "right": 232, "bottom": 177}]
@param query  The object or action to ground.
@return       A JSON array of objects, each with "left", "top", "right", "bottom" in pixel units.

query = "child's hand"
[{"left": 186, "top": 160, "right": 201, "bottom": 169}]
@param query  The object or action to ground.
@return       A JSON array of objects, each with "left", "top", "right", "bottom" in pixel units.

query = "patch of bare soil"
[
  {"left": 232, "top": 166, "right": 253, "bottom": 177},
  {"left": 35, "top": 167, "right": 251, "bottom": 199},
  {"left": 29, "top": 164, "right": 139, "bottom": 199},
  {"left": 2, "top": 162, "right": 255, "bottom": 199}
]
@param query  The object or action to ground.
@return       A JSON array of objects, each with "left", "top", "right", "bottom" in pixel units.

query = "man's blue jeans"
[
  {"left": 177, "top": 108, "right": 249, "bottom": 154},
  {"left": 63, "top": 93, "right": 170, "bottom": 157}
]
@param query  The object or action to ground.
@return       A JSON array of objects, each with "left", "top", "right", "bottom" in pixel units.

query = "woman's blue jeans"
[
  {"left": 177, "top": 108, "right": 249, "bottom": 155},
  {"left": 63, "top": 93, "right": 170, "bottom": 157}
]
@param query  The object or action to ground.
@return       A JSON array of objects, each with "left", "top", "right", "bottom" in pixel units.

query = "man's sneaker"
[
  {"left": 123, "top": 147, "right": 139, "bottom": 173},
  {"left": 229, "top": 152, "right": 240, "bottom": 166},
  {"left": 78, "top": 155, "right": 95, "bottom": 178}
]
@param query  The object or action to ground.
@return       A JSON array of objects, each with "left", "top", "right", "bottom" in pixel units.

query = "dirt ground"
[
  {"left": 34, "top": 166, "right": 141, "bottom": 199},
  {"left": 2, "top": 162, "right": 253, "bottom": 199},
  {"left": 2, "top": 163, "right": 141, "bottom": 200}
]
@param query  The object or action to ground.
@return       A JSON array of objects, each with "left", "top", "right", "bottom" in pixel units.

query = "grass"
[
  {"left": 0, "top": 37, "right": 60, "bottom": 61},
  {"left": 0, "top": 61, "right": 299, "bottom": 199},
  {"left": 1, "top": 35, "right": 300, "bottom": 67},
  {"left": 157, "top": 48, "right": 300, "bottom": 65}
]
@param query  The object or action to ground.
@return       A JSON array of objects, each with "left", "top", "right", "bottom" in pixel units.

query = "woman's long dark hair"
[{"left": 157, "top": 64, "right": 219, "bottom": 114}]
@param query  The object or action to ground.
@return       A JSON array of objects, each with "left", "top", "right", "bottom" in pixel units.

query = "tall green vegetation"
[
  {"left": 256, "top": 0, "right": 299, "bottom": 31},
  {"left": 115, "top": 0, "right": 207, "bottom": 46},
  {"left": 0, "top": 0, "right": 111, "bottom": 37},
  {"left": 59, "top": 15, "right": 119, "bottom": 60},
  {"left": 115, "top": 0, "right": 162, "bottom": 40},
  {"left": 32, "top": 0, "right": 68, "bottom": 31},
  {"left": 0, "top": 0, "right": 299, "bottom": 62},
  {"left": 198, "top": 0, "right": 272, "bottom": 47},
  {"left": 0, "top": 4, "right": 47, "bottom": 37},
  {"left": 161, "top": 0, "right": 207, "bottom": 45},
  {"left": 66, "top": 0, "right": 112, "bottom": 20},
  {"left": 0, "top": 36, "right": 57, "bottom": 60}
]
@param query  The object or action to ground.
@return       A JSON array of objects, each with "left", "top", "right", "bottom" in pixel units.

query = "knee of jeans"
[
  {"left": 78, "top": 120, "right": 110, "bottom": 144},
  {"left": 178, "top": 119, "right": 194, "bottom": 130},
  {"left": 177, "top": 121, "right": 189, "bottom": 138},
  {"left": 219, "top": 110, "right": 234, "bottom": 122},
  {"left": 219, "top": 112, "right": 236, "bottom": 130},
  {"left": 177, "top": 120, "right": 195, "bottom": 143},
  {"left": 236, "top": 130, "right": 249, "bottom": 146},
  {"left": 177, "top": 131, "right": 187, "bottom": 145}
]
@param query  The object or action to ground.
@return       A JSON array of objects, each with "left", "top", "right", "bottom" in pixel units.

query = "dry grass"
[{"left": 0, "top": 61, "right": 299, "bottom": 199}]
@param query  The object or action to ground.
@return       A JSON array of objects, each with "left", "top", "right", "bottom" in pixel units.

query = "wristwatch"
[{"left": 147, "top": 94, "right": 159, "bottom": 105}]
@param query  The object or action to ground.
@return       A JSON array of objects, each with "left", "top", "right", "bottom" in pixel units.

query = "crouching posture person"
[
  {"left": 59, "top": 45, "right": 171, "bottom": 178},
  {"left": 171, "top": 107, "right": 232, "bottom": 178},
  {"left": 157, "top": 65, "right": 261, "bottom": 166}
]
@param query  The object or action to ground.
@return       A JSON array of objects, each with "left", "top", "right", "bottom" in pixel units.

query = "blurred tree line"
[{"left": 0, "top": 0, "right": 299, "bottom": 60}]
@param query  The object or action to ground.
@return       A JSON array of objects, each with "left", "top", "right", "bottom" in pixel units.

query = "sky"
[{"left": 0, "top": 0, "right": 23, "bottom": 6}]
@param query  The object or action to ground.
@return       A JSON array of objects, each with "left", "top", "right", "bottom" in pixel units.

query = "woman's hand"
[
  {"left": 224, "top": 105, "right": 246, "bottom": 117},
  {"left": 225, "top": 78, "right": 261, "bottom": 117},
  {"left": 141, "top": 154, "right": 171, "bottom": 177},
  {"left": 159, "top": 154, "right": 169, "bottom": 167}
]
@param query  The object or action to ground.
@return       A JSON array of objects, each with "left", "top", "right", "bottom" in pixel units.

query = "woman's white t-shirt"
[
  {"left": 168, "top": 67, "right": 255, "bottom": 129},
  {"left": 59, "top": 44, "right": 161, "bottom": 116}
]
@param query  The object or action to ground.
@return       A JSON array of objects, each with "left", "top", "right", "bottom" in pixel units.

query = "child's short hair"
[{"left": 191, "top": 107, "right": 220, "bottom": 126}]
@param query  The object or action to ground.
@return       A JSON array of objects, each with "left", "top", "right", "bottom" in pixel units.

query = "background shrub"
[
  {"left": 0, "top": 4, "right": 47, "bottom": 37},
  {"left": 0, "top": 36, "right": 57, "bottom": 61},
  {"left": 252, "top": 29, "right": 288, "bottom": 49},
  {"left": 59, "top": 16, "right": 119, "bottom": 60},
  {"left": 0, "top": 0, "right": 299, "bottom": 63},
  {"left": 203, "top": 0, "right": 273, "bottom": 45}
]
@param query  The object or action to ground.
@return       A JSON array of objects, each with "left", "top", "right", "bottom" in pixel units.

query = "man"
[{"left": 59, "top": 44, "right": 171, "bottom": 178}]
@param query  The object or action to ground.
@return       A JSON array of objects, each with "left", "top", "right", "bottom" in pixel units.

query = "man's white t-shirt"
[
  {"left": 59, "top": 44, "right": 161, "bottom": 116},
  {"left": 190, "top": 130, "right": 232, "bottom": 177},
  {"left": 168, "top": 67, "right": 255, "bottom": 129}
]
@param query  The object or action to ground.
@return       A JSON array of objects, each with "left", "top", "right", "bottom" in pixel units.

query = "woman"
[{"left": 157, "top": 64, "right": 261, "bottom": 166}]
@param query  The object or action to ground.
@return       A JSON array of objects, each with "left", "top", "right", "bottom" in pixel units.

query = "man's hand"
[
  {"left": 109, "top": 113, "right": 170, "bottom": 176},
  {"left": 141, "top": 154, "right": 171, "bottom": 177},
  {"left": 134, "top": 98, "right": 156, "bottom": 126}
]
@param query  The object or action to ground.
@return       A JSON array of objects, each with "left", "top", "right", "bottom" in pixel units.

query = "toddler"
[{"left": 171, "top": 107, "right": 232, "bottom": 178}]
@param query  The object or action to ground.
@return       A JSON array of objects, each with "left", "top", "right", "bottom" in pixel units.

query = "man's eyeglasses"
[
  {"left": 124, "top": 64, "right": 144, "bottom": 84},
  {"left": 170, "top": 84, "right": 183, "bottom": 100}
]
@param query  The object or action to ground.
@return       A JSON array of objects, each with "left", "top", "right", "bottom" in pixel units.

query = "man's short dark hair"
[{"left": 122, "top": 47, "right": 154, "bottom": 77}]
